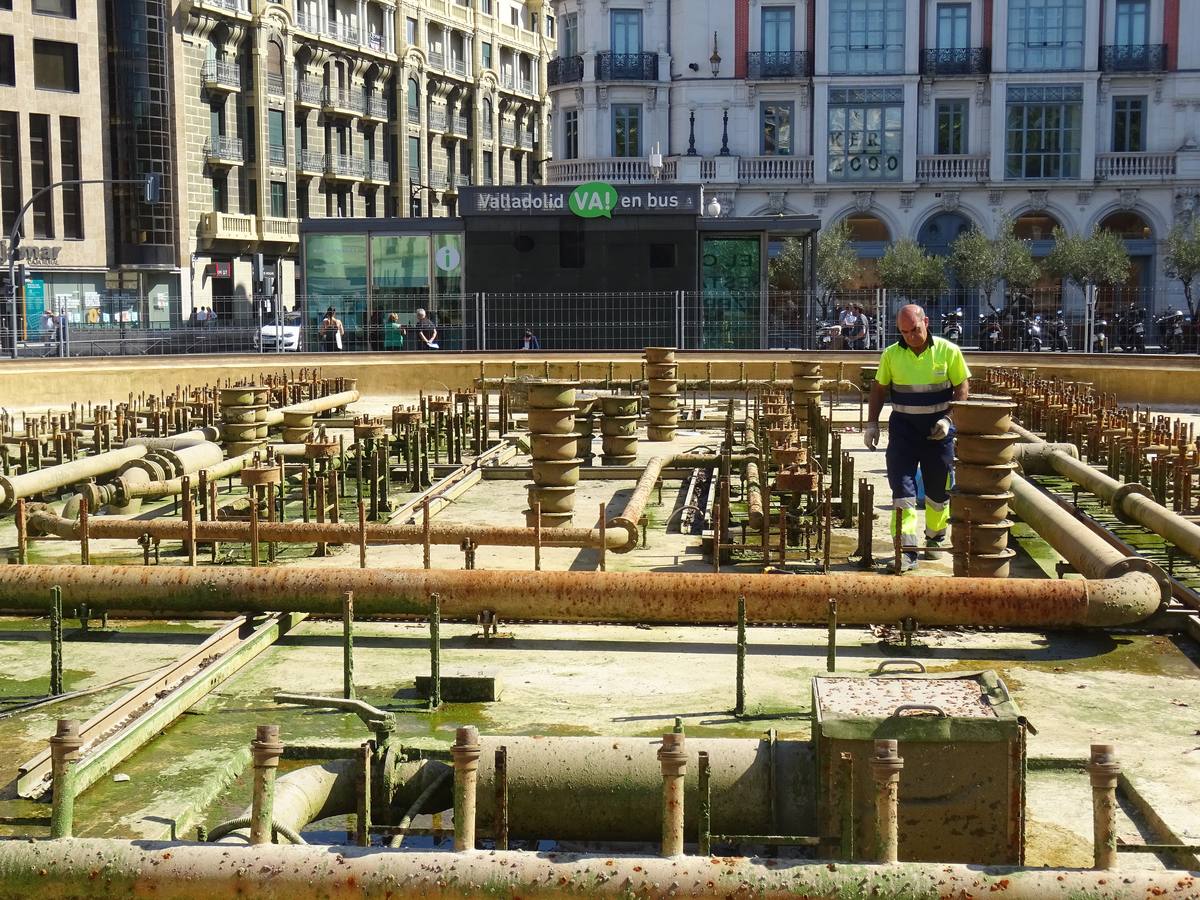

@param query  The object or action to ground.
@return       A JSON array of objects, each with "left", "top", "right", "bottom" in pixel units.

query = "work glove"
[
  {"left": 864, "top": 422, "right": 880, "bottom": 450},
  {"left": 928, "top": 417, "right": 952, "bottom": 441}
]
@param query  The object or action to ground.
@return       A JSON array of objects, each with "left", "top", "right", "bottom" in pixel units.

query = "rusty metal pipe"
[
  {"left": 1089, "top": 743, "right": 1120, "bottom": 870},
  {"left": 452, "top": 726, "right": 481, "bottom": 851},
  {"left": 1010, "top": 475, "right": 1170, "bottom": 602},
  {"left": 0, "top": 564, "right": 1161, "bottom": 628},
  {"left": 26, "top": 508, "right": 627, "bottom": 551},
  {"left": 745, "top": 461, "right": 764, "bottom": 532},
  {"left": 871, "top": 739, "right": 903, "bottom": 864},
  {"left": 264, "top": 390, "right": 361, "bottom": 428},
  {"left": 608, "top": 456, "right": 667, "bottom": 550},
  {"left": 1, "top": 840, "right": 1197, "bottom": 898},
  {"left": 0, "top": 445, "right": 148, "bottom": 511},
  {"left": 216, "top": 758, "right": 358, "bottom": 845},
  {"left": 123, "top": 427, "right": 221, "bottom": 449},
  {"left": 250, "top": 725, "right": 285, "bottom": 846},
  {"left": 658, "top": 732, "right": 687, "bottom": 857}
]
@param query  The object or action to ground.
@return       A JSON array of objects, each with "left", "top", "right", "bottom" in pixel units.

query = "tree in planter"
[
  {"left": 948, "top": 221, "right": 1040, "bottom": 314},
  {"left": 815, "top": 221, "right": 860, "bottom": 318},
  {"left": 877, "top": 239, "right": 947, "bottom": 300},
  {"left": 1164, "top": 218, "right": 1200, "bottom": 321},
  {"left": 1043, "top": 227, "right": 1131, "bottom": 293},
  {"left": 768, "top": 236, "right": 807, "bottom": 292}
]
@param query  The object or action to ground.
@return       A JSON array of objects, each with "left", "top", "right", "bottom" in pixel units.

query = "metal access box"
[{"left": 813, "top": 668, "right": 1026, "bottom": 865}]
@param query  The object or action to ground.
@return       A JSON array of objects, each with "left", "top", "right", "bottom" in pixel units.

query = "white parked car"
[{"left": 256, "top": 311, "right": 304, "bottom": 351}]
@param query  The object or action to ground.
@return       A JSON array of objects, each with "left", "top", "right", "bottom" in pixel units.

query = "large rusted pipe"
[
  {"left": 608, "top": 456, "right": 668, "bottom": 549},
  {"left": 1, "top": 840, "right": 1197, "bottom": 898},
  {"left": 0, "top": 564, "right": 1162, "bottom": 628},
  {"left": 0, "top": 445, "right": 148, "bottom": 512},
  {"left": 26, "top": 508, "right": 627, "bottom": 552},
  {"left": 264, "top": 390, "right": 361, "bottom": 427},
  {"left": 745, "top": 461, "right": 764, "bottom": 532},
  {"left": 1009, "top": 474, "right": 1169, "bottom": 602},
  {"left": 215, "top": 758, "right": 358, "bottom": 845},
  {"left": 124, "top": 427, "right": 222, "bottom": 449}
]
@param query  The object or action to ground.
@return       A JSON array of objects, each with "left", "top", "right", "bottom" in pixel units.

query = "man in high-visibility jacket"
[{"left": 864, "top": 304, "right": 970, "bottom": 572}]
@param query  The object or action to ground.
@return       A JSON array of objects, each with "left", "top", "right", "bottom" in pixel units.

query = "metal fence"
[{"left": 5, "top": 288, "right": 1197, "bottom": 359}]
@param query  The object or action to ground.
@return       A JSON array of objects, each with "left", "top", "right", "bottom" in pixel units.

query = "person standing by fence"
[
  {"left": 415, "top": 308, "right": 438, "bottom": 350},
  {"left": 319, "top": 307, "right": 345, "bottom": 351}
]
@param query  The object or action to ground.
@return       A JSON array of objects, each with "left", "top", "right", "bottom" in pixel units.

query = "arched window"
[
  {"left": 1099, "top": 210, "right": 1152, "bottom": 240},
  {"left": 1012, "top": 211, "right": 1060, "bottom": 241},
  {"left": 843, "top": 213, "right": 890, "bottom": 242},
  {"left": 268, "top": 40, "right": 284, "bottom": 77},
  {"left": 407, "top": 79, "right": 419, "bottom": 116}
]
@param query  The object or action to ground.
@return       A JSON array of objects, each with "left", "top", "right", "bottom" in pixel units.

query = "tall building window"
[
  {"left": 1112, "top": 96, "right": 1145, "bottom": 152},
  {"left": 268, "top": 108, "right": 285, "bottom": 164},
  {"left": 611, "top": 9, "right": 642, "bottom": 54},
  {"left": 935, "top": 99, "right": 968, "bottom": 154},
  {"left": 612, "top": 104, "right": 640, "bottom": 157},
  {"left": 297, "top": 180, "right": 309, "bottom": 218},
  {"left": 761, "top": 101, "right": 793, "bottom": 155},
  {"left": 1008, "top": 0, "right": 1085, "bottom": 71},
  {"left": 0, "top": 111, "right": 20, "bottom": 234},
  {"left": 562, "top": 13, "right": 577, "bottom": 56},
  {"left": 407, "top": 135, "right": 420, "bottom": 179},
  {"left": 29, "top": 115, "right": 53, "bottom": 238},
  {"left": 270, "top": 180, "right": 287, "bottom": 217},
  {"left": 244, "top": 105, "right": 256, "bottom": 161},
  {"left": 407, "top": 79, "right": 419, "bottom": 117},
  {"left": 936, "top": 3, "right": 970, "bottom": 49},
  {"left": 563, "top": 109, "right": 578, "bottom": 159},
  {"left": 0, "top": 35, "right": 14, "bottom": 86},
  {"left": 33, "top": 40, "right": 79, "bottom": 91},
  {"left": 1005, "top": 85, "right": 1083, "bottom": 179},
  {"left": 405, "top": 17, "right": 417, "bottom": 44},
  {"left": 483, "top": 150, "right": 493, "bottom": 184},
  {"left": 60, "top": 116, "right": 82, "bottom": 239},
  {"left": 32, "top": 0, "right": 76, "bottom": 17},
  {"left": 827, "top": 87, "right": 903, "bottom": 181},
  {"left": 545, "top": 14, "right": 554, "bottom": 37},
  {"left": 212, "top": 172, "right": 227, "bottom": 213},
  {"left": 762, "top": 6, "right": 794, "bottom": 53},
  {"left": 1115, "top": 0, "right": 1149, "bottom": 46},
  {"left": 829, "top": 0, "right": 904, "bottom": 74},
  {"left": 481, "top": 42, "right": 493, "bottom": 70}
]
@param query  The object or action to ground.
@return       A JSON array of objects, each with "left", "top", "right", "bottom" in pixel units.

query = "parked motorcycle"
[
  {"left": 1015, "top": 311, "right": 1043, "bottom": 352},
  {"left": 1092, "top": 317, "right": 1109, "bottom": 353},
  {"left": 1048, "top": 310, "right": 1070, "bottom": 352},
  {"left": 979, "top": 310, "right": 1003, "bottom": 352},
  {"left": 1115, "top": 304, "right": 1146, "bottom": 353},
  {"left": 1155, "top": 308, "right": 1187, "bottom": 353},
  {"left": 816, "top": 321, "right": 842, "bottom": 350},
  {"left": 941, "top": 308, "right": 963, "bottom": 344}
]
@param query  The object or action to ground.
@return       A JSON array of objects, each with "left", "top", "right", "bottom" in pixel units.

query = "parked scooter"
[
  {"left": 1092, "top": 317, "right": 1110, "bottom": 353},
  {"left": 1155, "top": 308, "right": 1187, "bottom": 353},
  {"left": 1048, "top": 310, "right": 1070, "bottom": 352},
  {"left": 979, "top": 309, "right": 1003, "bottom": 352},
  {"left": 1115, "top": 303, "right": 1146, "bottom": 353},
  {"left": 1015, "top": 311, "right": 1043, "bottom": 352},
  {"left": 816, "top": 320, "right": 842, "bottom": 350},
  {"left": 941, "top": 308, "right": 963, "bottom": 344}
]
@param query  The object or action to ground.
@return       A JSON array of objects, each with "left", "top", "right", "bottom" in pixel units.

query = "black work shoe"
[
  {"left": 898, "top": 552, "right": 919, "bottom": 574},
  {"left": 923, "top": 537, "right": 944, "bottom": 561}
]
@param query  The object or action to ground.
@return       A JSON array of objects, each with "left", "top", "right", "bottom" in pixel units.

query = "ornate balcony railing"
[
  {"left": 594, "top": 51, "right": 657, "bottom": 81},
  {"left": 501, "top": 124, "right": 516, "bottom": 145},
  {"left": 298, "top": 149, "right": 325, "bottom": 173},
  {"left": 268, "top": 144, "right": 286, "bottom": 165},
  {"left": 518, "top": 131, "right": 534, "bottom": 150},
  {"left": 407, "top": 104, "right": 420, "bottom": 121},
  {"left": 920, "top": 47, "right": 990, "bottom": 76},
  {"left": 266, "top": 72, "right": 284, "bottom": 96},
  {"left": 367, "top": 159, "right": 390, "bottom": 181},
  {"left": 545, "top": 157, "right": 677, "bottom": 184},
  {"left": 519, "top": 75, "right": 533, "bottom": 93},
  {"left": 326, "top": 153, "right": 365, "bottom": 178},
  {"left": 738, "top": 156, "right": 814, "bottom": 183},
  {"left": 1096, "top": 151, "right": 1177, "bottom": 180},
  {"left": 366, "top": 95, "right": 388, "bottom": 119},
  {"left": 204, "top": 135, "right": 244, "bottom": 163},
  {"left": 1100, "top": 43, "right": 1167, "bottom": 73},
  {"left": 324, "top": 88, "right": 365, "bottom": 114},
  {"left": 295, "top": 79, "right": 323, "bottom": 105},
  {"left": 547, "top": 55, "right": 584, "bottom": 85},
  {"left": 429, "top": 108, "right": 447, "bottom": 130},
  {"left": 746, "top": 50, "right": 812, "bottom": 79},
  {"left": 429, "top": 50, "right": 445, "bottom": 70},
  {"left": 199, "top": 212, "right": 256, "bottom": 242},
  {"left": 451, "top": 115, "right": 470, "bottom": 137},
  {"left": 916, "top": 155, "right": 990, "bottom": 181},
  {"left": 201, "top": 59, "right": 241, "bottom": 91},
  {"left": 430, "top": 169, "right": 449, "bottom": 189},
  {"left": 452, "top": 57, "right": 468, "bottom": 76},
  {"left": 501, "top": 71, "right": 515, "bottom": 90}
]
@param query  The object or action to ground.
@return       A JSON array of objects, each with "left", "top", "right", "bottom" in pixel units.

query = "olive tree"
[
  {"left": 877, "top": 239, "right": 947, "bottom": 297},
  {"left": 1043, "top": 227, "right": 1130, "bottom": 291},
  {"left": 1164, "top": 218, "right": 1200, "bottom": 319},
  {"left": 948, "top": 220, "right": 1041, "bottom": 311},
  {"left": 814, "top": 221, "right": 860, "bottom": 315}
]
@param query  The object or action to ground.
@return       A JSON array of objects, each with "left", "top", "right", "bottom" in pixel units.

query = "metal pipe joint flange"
[{"left": 1110, "top": 482, "right": 1156, "bottom": 527}]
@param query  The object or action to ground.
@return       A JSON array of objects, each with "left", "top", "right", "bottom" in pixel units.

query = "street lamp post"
[{"left": 7, "top": 175, "right": 160, "bottom": 359}]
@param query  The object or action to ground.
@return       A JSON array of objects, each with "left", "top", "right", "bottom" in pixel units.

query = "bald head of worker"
[{"left": 896, "top": 304, "right": 931, "bottom": 352}]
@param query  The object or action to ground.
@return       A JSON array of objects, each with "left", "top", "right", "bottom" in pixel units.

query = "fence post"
[
  {"left": 759, "top": 286, "right": 769, "bottom": 350},
  {"left": 478, "top": 292, "right": 487, "bottom": 351},
  {"left": 876, "top": 288, "right": 887, "bottom": 348},
  {"left": 676, "top": 290, "right": 685, "bottom": 350}
]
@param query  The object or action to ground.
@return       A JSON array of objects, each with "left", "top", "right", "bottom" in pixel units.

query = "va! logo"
[{"left": 569, "top": 182, "right": 618, "bottom": 219}]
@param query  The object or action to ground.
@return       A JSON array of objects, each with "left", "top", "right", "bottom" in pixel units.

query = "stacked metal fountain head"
[
  {"left": 790, "top": 360, "right": 823, "bottom": 431},
  {"left": 574, "top": 394, "right": 597, "bottom": 466},
  {"left": 525, "top": 379, "right": 582, "bottom": 528},
  {"left": 598, "top": 394, "right": 639, "bottom": 466},
  {"left": 950, "top": 400, "right": 1020, "bottom": 577},
  {"left": 644, "top": 347, "right": 679, "bottom": 442},
  {"left": 219, "top": 384, "right": 270, "bottom": 457}
]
